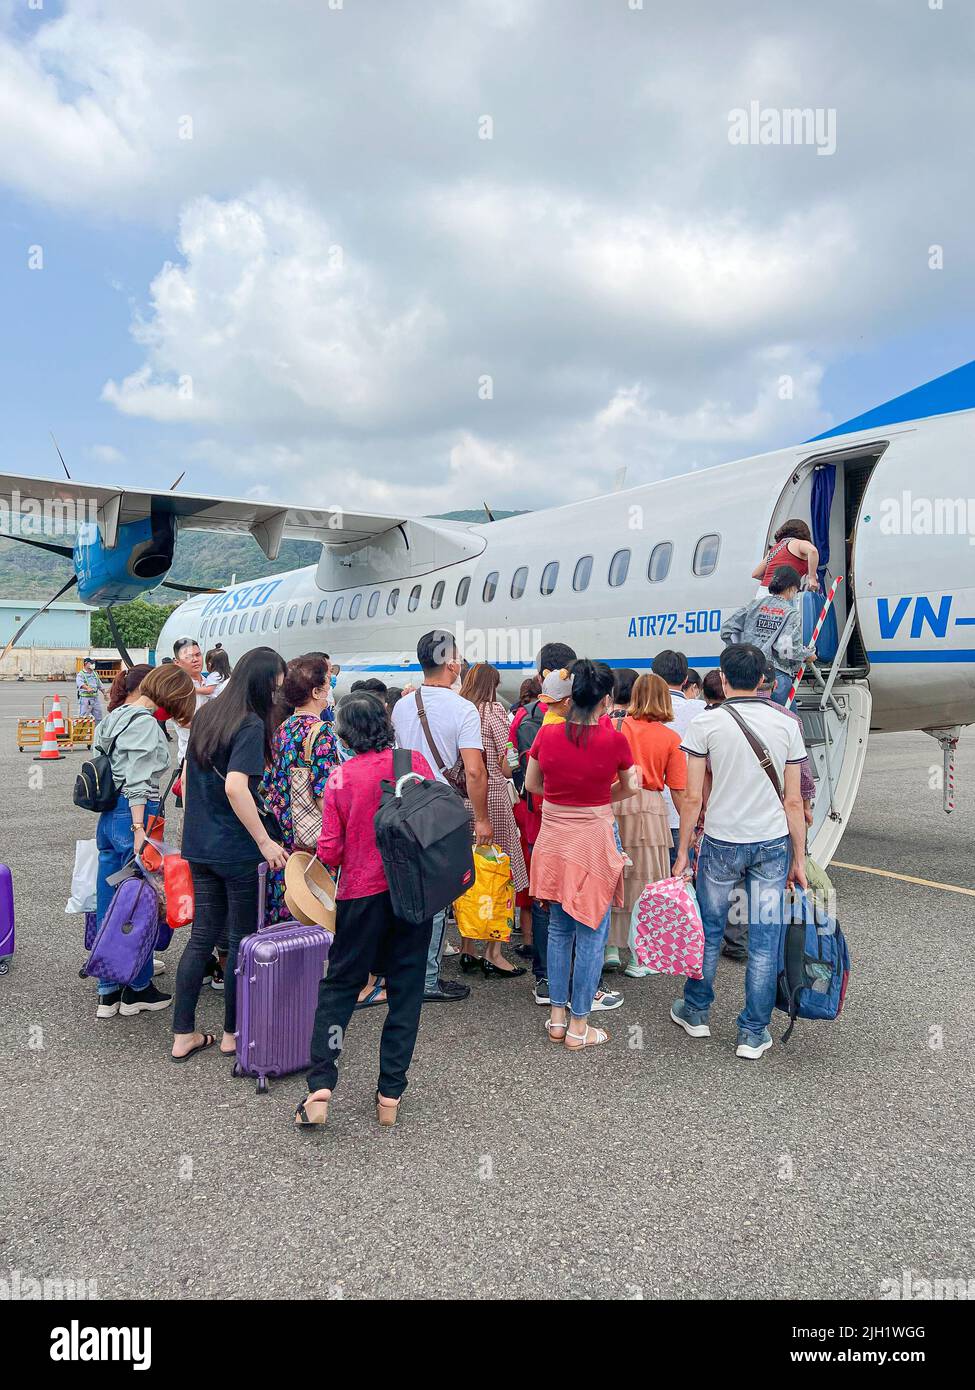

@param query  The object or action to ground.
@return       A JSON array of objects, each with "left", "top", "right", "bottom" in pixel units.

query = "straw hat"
[{"left": 283, "top": 852, "right": 337, "bottom": 931}]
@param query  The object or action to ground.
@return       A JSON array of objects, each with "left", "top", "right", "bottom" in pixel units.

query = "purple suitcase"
[
  {"left": 232, "top": 863, "right": 333, "bottom": 1094},
  {"left": 0, "top": 864, "right": 14, "bottom": 976}
]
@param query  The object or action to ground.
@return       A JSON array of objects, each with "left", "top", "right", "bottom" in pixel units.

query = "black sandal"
[
  {"left": 295, "top": 1094, "right": 330, "bottom": 1128},
  {"left": 171, "top": 1033, "right": 216, "bottom": 1063}
]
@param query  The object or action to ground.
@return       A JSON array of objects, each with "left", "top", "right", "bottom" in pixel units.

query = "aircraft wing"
[{"left": 0, "top": 471, "right": 407, "bottom": 560}]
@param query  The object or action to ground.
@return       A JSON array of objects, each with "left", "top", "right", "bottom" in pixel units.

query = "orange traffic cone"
[
  {"left": 50, "top": 694, "right": 67, "bottom": 739},
  {"left": 34, "top": 712, "right": 64, "bottom": 761}
]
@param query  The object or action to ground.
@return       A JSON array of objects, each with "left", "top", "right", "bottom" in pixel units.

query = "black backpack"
[
  {"left": 374, "top": 748, "right": 475, "bottom": 924},
  {"left": 73, "top": 709, "right": 154, "bottom": 814},
  {"left": 513, "top": 698, "right": 546, "bottom": 806}
]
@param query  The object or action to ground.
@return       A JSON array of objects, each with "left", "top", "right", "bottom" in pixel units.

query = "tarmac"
[{"left": 1, "top": 680, "right": 973, "bottom": 1300}]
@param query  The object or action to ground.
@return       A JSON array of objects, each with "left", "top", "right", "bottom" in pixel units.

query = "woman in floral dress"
[{"left": 261, "top": 655, "right": 340, "bottom": 924}]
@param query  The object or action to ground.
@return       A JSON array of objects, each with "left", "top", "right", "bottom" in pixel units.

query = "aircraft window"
[
  {"left": 511, "top": 566, "right": 528, "bottom": 599},
  {"left": 431, "top": 580, "right": 445, "bottom": 610},
  {"left": 648, "top": 542, "right": 673, "bottom": 583},
  {"left": 301, "top": 602, "right": 312, "bottom": 625},
  {"left": 456, "top": 576, "right": 470, "bottom": 606},
  {"left": 219, "top": 617, "right": 228, "bottom": 635},
  {"left": 262, "top": 608, "right": 272, "bottom": 632},
  {"left": 608, "top": 549, "right": 631, "bottom": 587},
  {"left": 693, "top": 534, "right": 720, "bottom": 576},
  {"left": 287, "top": 604, "right": 298, "bottom": 627},
  {"left": 387, "top": 588, "right": 399, "bottom": 616},
  {"left": 540, "top": 561, "right": 559, "bottom": 596},
  {"left": 273, "top": 605, "right": 284, "bottom": 630},
  {"left": 229, "top": 615, "right": 238, "bottom": 635},
  {"left": 250, "top": 611, "right": 260, "bottom": 632},
  {"left": 482, "top": 571, "right": 499, "bottom": 603},
  {"left": 572, "top": 555, "right": 593, "bottom": 592},
  {"left": 368, "top": 590, "right": 380, "bottom": 618},
  {"left": 408, "top": 584, "right": 422, "bottom": 612},
  {"left": 333, "top": 596, "right": 344, "bottom": 621},
  {"left": 316, "top": 599, "right": 328, "bottom": 623},
  {"left": 349, "top": 594, "right": 362, "bottom": 620}
]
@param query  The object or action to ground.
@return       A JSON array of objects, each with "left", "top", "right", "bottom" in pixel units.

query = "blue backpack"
[{"left": 776, "top": 889, "right": 850, "bottom": 1043}]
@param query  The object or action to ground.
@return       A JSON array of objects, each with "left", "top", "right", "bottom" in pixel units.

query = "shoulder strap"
[
  {"left": 722, "top": 704, "right": 783, "bottom": 801},
  {"left": 613, "top": 714, "right": 624, "bottom": 732},
  {"left": 301, "top": 719, "right": 326, "bottom": 764},
  {"left": 392, "top": 746, "right": 413, "bottom": 781},
  {"left": 413, "top": 688, "right": 448, "bottom": 773}
]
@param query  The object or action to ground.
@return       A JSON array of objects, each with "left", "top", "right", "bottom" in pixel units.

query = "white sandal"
[
  {"left": 545, "top": 1017, "right": 568, "bottom": 1043},
  {"left": 565, "top": 1024, "right": 610, "bottom": 1050}
]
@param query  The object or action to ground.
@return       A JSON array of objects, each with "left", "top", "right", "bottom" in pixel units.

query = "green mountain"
[{"left": 0, "top": 510, "right": 525, "bottom": 602}]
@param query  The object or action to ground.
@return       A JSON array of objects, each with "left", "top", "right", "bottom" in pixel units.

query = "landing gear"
[{"left": 925, "top": 726, "right": 962, "bottom": 814}]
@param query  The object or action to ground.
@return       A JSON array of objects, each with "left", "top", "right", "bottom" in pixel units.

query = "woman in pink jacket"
[{"left": 296, "top": 692, "right": 435, "bottom": 1130}]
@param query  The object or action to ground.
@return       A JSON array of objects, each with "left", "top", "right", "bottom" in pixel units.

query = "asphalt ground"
[{"left": 1, "top": 681, "right": 973, "bottom": 1301}]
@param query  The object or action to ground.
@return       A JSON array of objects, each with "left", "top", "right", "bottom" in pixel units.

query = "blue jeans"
[
  {"left": 425, "top": 908, "right": 447, "bottom": 992},
  {"left": 547, "top": 903, "right": 610, "bottom": 1017},
  {"left": 771, "top": 670, "right": 794, "bottom": 704},
  {"left": 684, "top": 833, "right": 791, "bottom": 1035},
  {"left": 95, "top": 794, "right": 159, "bottom": 995}
]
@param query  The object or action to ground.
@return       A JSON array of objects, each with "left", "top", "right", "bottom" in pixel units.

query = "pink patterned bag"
[{"left": 629, "top": 876, "right": 705, "bottom": 979}]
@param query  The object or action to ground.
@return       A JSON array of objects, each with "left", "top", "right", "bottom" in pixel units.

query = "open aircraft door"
[{"left": 799, "top": 679, "right": 872, "bottom": 867}]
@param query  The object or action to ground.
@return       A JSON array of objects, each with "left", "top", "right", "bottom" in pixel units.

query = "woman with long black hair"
[{"left": 171, "top": 646, "right": 289, "bottom": 1063}]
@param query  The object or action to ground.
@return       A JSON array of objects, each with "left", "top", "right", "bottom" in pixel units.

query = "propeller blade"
[
  {"left": 0, "top": 532, "right": 73, "bottom": 558},
  {"left": 160, "top": 580, "right": 225, "bottom": 595},
  {"left": 169, "top": 471, "right": 186, "bottom": 491},
  {"left": 482, "top": 501, "right": 496, "bottom": 522},
  {"left": 50, "top": 432, "right": 72, "bottom": 480},
  {"left": 104, "top": 605, "right": 135, "bottom": 670},
  {"left": 0, "top": 574, "right": 79, "bottom": 662}
]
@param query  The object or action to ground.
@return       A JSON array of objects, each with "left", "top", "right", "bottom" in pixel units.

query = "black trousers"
[
  {"left": 173, "top": 859, "right": 260, "bottom": 1035},
  {"left": 307, "top": 891, "right": 430, "bottom": 1100}
]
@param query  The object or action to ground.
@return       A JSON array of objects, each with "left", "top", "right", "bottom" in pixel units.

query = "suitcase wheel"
[
  {"left": 256, "top": 1076, "right": 269, "bottom": 1095},
  {"left": 0, "top": 961, "right": 9, "bottom": 977},
  {"left": 231, "top": 1061, "right": 242, "bottom": 1078}
]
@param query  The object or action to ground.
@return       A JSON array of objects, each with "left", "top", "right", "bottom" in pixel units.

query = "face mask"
[{"left": 451, "top": 675, "right": 462, "bottom": 693}]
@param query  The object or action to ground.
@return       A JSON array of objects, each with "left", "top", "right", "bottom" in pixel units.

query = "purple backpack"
[{"left": 82, "top": 876, "right": 159, "bottom": 985}]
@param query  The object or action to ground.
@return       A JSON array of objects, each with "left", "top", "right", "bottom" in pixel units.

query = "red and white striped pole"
[{"left": 785, "top": 575, "right": 843, "bottom": 707}]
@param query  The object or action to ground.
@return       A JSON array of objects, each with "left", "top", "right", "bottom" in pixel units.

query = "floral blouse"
[{"left": 261, "top": 714, "right": 340, "bottom": 850}]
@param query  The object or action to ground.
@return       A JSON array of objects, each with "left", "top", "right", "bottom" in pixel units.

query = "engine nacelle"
[{"left": 73, "top": 512, "right": 177, "bottom": 605}]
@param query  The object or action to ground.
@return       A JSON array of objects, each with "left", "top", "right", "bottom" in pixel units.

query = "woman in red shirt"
[
  {"left": 751, "top": 519, "right": 819, "bottom": 594},
  {"left": 296, "top": 693, "right": 435, "bottom": 1130},
  {"left": 610, "top": 674, "right": 687, "bottom": 972},
  {"left": 526, "top": 660, "right": 638, "bottom": 1050}
]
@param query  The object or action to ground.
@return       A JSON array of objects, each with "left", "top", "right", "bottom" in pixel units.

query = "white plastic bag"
[{"left": 65, "top": 839, "right": 98, "bottom": 914}]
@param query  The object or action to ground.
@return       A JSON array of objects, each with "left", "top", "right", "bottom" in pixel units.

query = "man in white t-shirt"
[
  {"left": 173, "top": 638, "right": 214, "bottom": 763},
  {"left": 670, "top": 643, "right": 808, "bottom": 1061},
  {"left": 653, "top": 650, "right": 706, "bottom": 858},
  {"left": 392, "top": 629, "right": 492, "bottom": 1004}
]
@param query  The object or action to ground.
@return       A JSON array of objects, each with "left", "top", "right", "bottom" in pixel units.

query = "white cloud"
[
  {"left": 2, "top": 0, "right": 972, "bottom": 510},
  {"left": 85, "top": 443, "right": 124, "bottom": 465}
]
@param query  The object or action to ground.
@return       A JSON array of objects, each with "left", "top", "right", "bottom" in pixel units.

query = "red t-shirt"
[{"left": 530, "top": 722, "right": 633, "bottom": 806}]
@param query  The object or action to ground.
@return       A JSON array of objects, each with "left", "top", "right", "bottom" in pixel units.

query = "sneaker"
[
  {"left": 669, "top": 999, "right": 711, "bottom": 1038},
  {"left": 603, "top": 947, "right": 622, "bottom": 972},
  {"left": 591, "top": 987, "right": 624, "bottom": 1012},
  {"left": 624, "top": 961, "right": 654, "bottom": 978},
  {"left": 736, "top": 1027, "right": 773, "bottom": 1060},
  {"left": 119, "top": 983, "right": 173, "bottom": 1015},
  {"left": 722, "top": 944, "right": 748, "bottom": 961},
  {"left": 443, "top": 941, "right": 460, "bottom": 957},
  {"left": 422, "top": 979, "right": 471, "bottom": 1004},
  {"left": 96, "top": 989, "right": 123, "bottom": 1020},
  {"left": 152, "top": 955, "right": 166, "bottom": 976},
  {"left": 532, "top": 977, "right": 551, "bottom": 1005}
]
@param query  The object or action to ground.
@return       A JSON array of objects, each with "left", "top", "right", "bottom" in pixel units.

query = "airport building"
[{"left": 0, "top": 599, "right": 92, "bottom": 648}]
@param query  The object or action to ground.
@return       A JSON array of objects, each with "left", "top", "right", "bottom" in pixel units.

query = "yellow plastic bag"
[{"left": 453, "top": 845, "right": 514, "bottom": 942}]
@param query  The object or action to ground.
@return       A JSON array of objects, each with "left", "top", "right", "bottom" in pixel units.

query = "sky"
[{"left": 1, "top": 0, "right": 973, "bottom": 517}]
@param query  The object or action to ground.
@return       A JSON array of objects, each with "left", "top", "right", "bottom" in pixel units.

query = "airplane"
[{"left": 2, "top": 360, "right": 974, "bottom": 866}]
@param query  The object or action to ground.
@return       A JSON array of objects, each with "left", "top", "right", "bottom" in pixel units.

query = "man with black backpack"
[{"left": 671, "top": 643, "right": 808, "bottom": 1061}]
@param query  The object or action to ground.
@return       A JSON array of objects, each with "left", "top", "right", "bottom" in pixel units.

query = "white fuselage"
[{"left": 159, "top": 409, "right": 975, "bottom": 734}]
